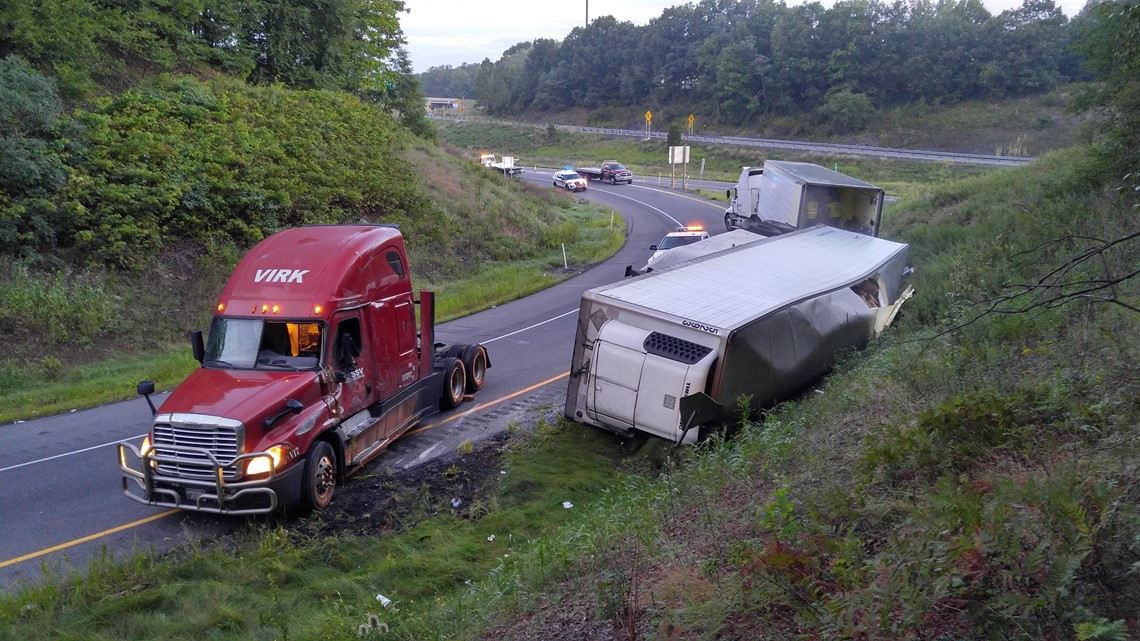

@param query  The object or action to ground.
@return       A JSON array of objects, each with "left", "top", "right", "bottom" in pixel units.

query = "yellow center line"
[
  {"left": 2, "top": 372, "right": 569, "bottom": 569},
  {"left": 1, "top": 509, "right": 179, "bottom": 568},
  {"left": 404, "top": 371, "right": 569, "bottom": 437}
]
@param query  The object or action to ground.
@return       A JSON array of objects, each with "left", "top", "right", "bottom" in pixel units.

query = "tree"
[
  {"left": 0, "top": 55, "right": 69, "bottom": 255},
  {"left": 243, "top": 0, "right": 409, "bottom": 93},
  {"left": 1072, "top": 0, "right": 1140, "bottom": 195},
  {"left": 816, "top": 90, "right": 875, "bottom": 133},
  {"left": 372, "top": 47, "right": 435, "bottom": 141}
]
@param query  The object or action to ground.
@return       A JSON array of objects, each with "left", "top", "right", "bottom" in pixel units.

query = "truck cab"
[{"left": 120, "top": 225, "right": 489, "bottom": 515}]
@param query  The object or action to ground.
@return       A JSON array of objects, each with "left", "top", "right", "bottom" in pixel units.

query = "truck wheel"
[
  {"left": 610, "top": 176, "right": 617, "bottom": 185},
  {"left": 300, "top": 440, "right": 336, "bottom": 512},
  {"left": 725, "top": 212, "right": 733, "bottom": 231},
  {"left": 440, "top": 356, "right": 466, "bottom": 409},
  {"left": 461, "top": 344, "right": 489, "bottom": 392}
]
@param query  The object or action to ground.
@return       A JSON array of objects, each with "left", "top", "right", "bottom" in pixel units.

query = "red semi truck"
[{"left": 119, "top": 224, "right": 489, "bottom": 515}]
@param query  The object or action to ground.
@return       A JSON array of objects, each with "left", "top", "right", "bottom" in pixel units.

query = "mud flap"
[{"left": 677, "top": 392, "right": 724, "bottom": 445}]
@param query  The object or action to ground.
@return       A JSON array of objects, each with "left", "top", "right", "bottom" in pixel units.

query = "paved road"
[{"left": 0, "top": 174, "right": 726, "bottom": 590}]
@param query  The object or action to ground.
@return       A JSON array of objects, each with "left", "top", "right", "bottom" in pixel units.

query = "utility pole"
[{"left": 585, "top": 1, "right": 589, "bottom": 26}]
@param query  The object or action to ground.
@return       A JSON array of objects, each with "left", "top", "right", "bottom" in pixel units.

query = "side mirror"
[
  {"left": 191, "top": 329, "right": 205, "bottom": 364},
  {"left": 649, "top": 244, "right": 658, "bottom": 251},
  {"left": 726, "top": 189, "right": 732, "bottom": 200},
  {"left": 137, "top": 380, "right": 158, "bottom": 416}
]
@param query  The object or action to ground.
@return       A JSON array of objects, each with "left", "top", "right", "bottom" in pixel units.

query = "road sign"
[
  {"left": 645, "top": 111, "right": 652, "bottom": 123},
  {"left": 688, "top": 114, "right": 695, "bottom": 125}
]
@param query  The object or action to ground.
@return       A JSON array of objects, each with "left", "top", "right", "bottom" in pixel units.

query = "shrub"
[
  {"left": 816, "top": 91, "right": 876, "bottom": 134},
  {"left": 56, "top": 75, "right": 428, "bottom": 269}
]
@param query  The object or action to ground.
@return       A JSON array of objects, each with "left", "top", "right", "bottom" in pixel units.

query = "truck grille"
[{"left": 152, "top": 414, "right": 244, "bottom": 480}]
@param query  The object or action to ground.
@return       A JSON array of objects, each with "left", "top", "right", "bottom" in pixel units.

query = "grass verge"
[
  {"left": 0, "top": 416, "right": 647, "bottom": 641},
  {"left": 0, "top": 200, "right": 624, "bottom": 425}
]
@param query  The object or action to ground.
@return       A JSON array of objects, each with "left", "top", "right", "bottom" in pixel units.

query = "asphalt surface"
[{"left": 0, "top": 171, "right": 729, "bottom": 590}]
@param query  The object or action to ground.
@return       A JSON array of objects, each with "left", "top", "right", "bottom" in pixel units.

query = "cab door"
[{"left": 330, "top": 312, "right": 376, "bottom": 418}]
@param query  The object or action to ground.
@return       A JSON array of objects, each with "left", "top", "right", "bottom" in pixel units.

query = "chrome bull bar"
[{"left": 118, "top": 441, "right": 279, "bottom": 515}]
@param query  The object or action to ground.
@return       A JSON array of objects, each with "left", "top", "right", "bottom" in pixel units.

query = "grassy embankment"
[
  {"left": 436, "top": 118, "right": 999, "bottom": 204},
  {"left": 0, "top": 108, "right": 995, "bottom": 425},
  {"left": 2, "top": 131, "right": 1135, "bottom": 639},
  {"left": 501, "top": 84, "right": 1085, "bottom": 157},
  {"left": 0, "top": 137, "right": 623, "bottom": 425}
]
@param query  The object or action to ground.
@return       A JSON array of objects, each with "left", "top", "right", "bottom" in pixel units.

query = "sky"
[{"left": 401, "top": 0, "right": 1087, "bottom": 73}]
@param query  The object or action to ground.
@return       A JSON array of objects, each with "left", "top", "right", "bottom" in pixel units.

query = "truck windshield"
[{"left": 204, "top": 318, "right": 324, "bottom": 371}]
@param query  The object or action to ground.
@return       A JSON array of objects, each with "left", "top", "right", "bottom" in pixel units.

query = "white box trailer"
[
  {"left": 725, "top": 160, "right": 884, "bottom": 237},
  {"left": 565, "top": 226, "right": 912, "bottom": 444}
]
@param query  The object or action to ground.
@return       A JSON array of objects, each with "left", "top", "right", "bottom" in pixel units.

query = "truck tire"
[
  {"left": 725, "top": 212, "right": 734, "bottom": 231},
  {"left": 300, "top": 440, "right": 337, "bottom": 512},
  {"left": 461, "top": 344, "right": 489, "bottom": 393},
  {"left": 610, "top": 176, "right": 617, "bottom": 185},
  {"left": 440, "top": 356, "right": 466, "bottom": 409}
]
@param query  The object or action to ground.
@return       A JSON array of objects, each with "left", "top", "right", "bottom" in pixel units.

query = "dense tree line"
[
  {"left": 421, "top": 0, "right": 1088, "bottom": 130},
  {"left": 0, "top": 0, "right": 438, "bottom": 268},
  {"left": 0, "top": 0, "right": 414, "bottom": 99},
  {"left": 418, "top": 62, "right": 479, "bottom": 99}
]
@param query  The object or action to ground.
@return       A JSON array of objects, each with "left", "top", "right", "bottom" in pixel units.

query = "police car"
[
  {"left": 553, "top": 168, "right": 588, "bottom": 192},
  {"left": 646, "top": 225, "right": 709, "bottom": 270}
]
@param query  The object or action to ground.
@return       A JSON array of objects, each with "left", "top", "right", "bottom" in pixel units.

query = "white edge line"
[
  {"left": 481, "top": 308, "right": 579, "bottom": 344},
  {"left": 5, "top": 309, "right": 582, "bottom": 472},
  {"left": 1, "top": 433, "right": 147, "bottom": 473}
]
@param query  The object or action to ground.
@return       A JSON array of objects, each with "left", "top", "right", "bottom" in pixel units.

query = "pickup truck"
[{"left": 576, "top": 161, "right": 633, "bottom": 185}]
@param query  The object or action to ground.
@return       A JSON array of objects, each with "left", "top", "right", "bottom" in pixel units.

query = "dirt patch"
[{"left": 291, "top": 430, "right": 519, "bottom": 538}]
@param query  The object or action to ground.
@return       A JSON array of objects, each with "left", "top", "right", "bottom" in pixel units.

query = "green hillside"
[
  {"left": 3, "top": 131, "right": 1136, "bottom": 641},
  {"left": 1, "top": 1, "right": 1137, "bottom": 639}
]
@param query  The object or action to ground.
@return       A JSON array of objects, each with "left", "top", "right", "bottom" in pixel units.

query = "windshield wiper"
[
  {"left": 204, "top": 359, "right": 234, "bottom": 369},
  {"left": 258, "top": 359, "right": 301, "bottom": 371}
]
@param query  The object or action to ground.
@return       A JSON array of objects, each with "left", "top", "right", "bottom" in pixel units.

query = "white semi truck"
[
  {"left": 724, "top": 160, "right": 885, "bottom": 238},
  {"left": 565, "top": 226, "right": 912, "bottom": 444}
]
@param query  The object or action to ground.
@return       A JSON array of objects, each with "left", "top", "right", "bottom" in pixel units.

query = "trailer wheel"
[
  {"left": 440, "top": 356, "right": 466, "bottom": 409},
  {"left": 461, "top": 344, "right": 489, "bottom": 393},
  {"left": 300, "top": 440, "right": 337, "bottom": 512}
]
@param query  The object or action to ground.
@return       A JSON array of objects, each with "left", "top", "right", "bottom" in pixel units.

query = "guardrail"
[{"left": 428, "top": 113, "right": 1034, "bottom": 167}]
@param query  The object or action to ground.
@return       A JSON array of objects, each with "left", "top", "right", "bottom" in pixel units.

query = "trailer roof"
[
  {"left": 593, "top": 226, "right": 908, "bottom": 331},
  {"left": 766, "top": 160, "right": 882, "bottom": 190}
]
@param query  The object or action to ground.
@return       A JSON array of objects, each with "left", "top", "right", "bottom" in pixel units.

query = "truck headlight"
[{"left": 246, "top": 445, "right": 288, "bottom": 476}]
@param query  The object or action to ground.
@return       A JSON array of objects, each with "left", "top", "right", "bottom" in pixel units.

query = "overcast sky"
[{"left": 402, "top": 0, "right": 1088, "bottom": 73}]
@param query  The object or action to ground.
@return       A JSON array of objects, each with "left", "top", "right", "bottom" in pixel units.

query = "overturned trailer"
[{"left": 565, "top": 226, "right": 913, "bottom": 444}]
